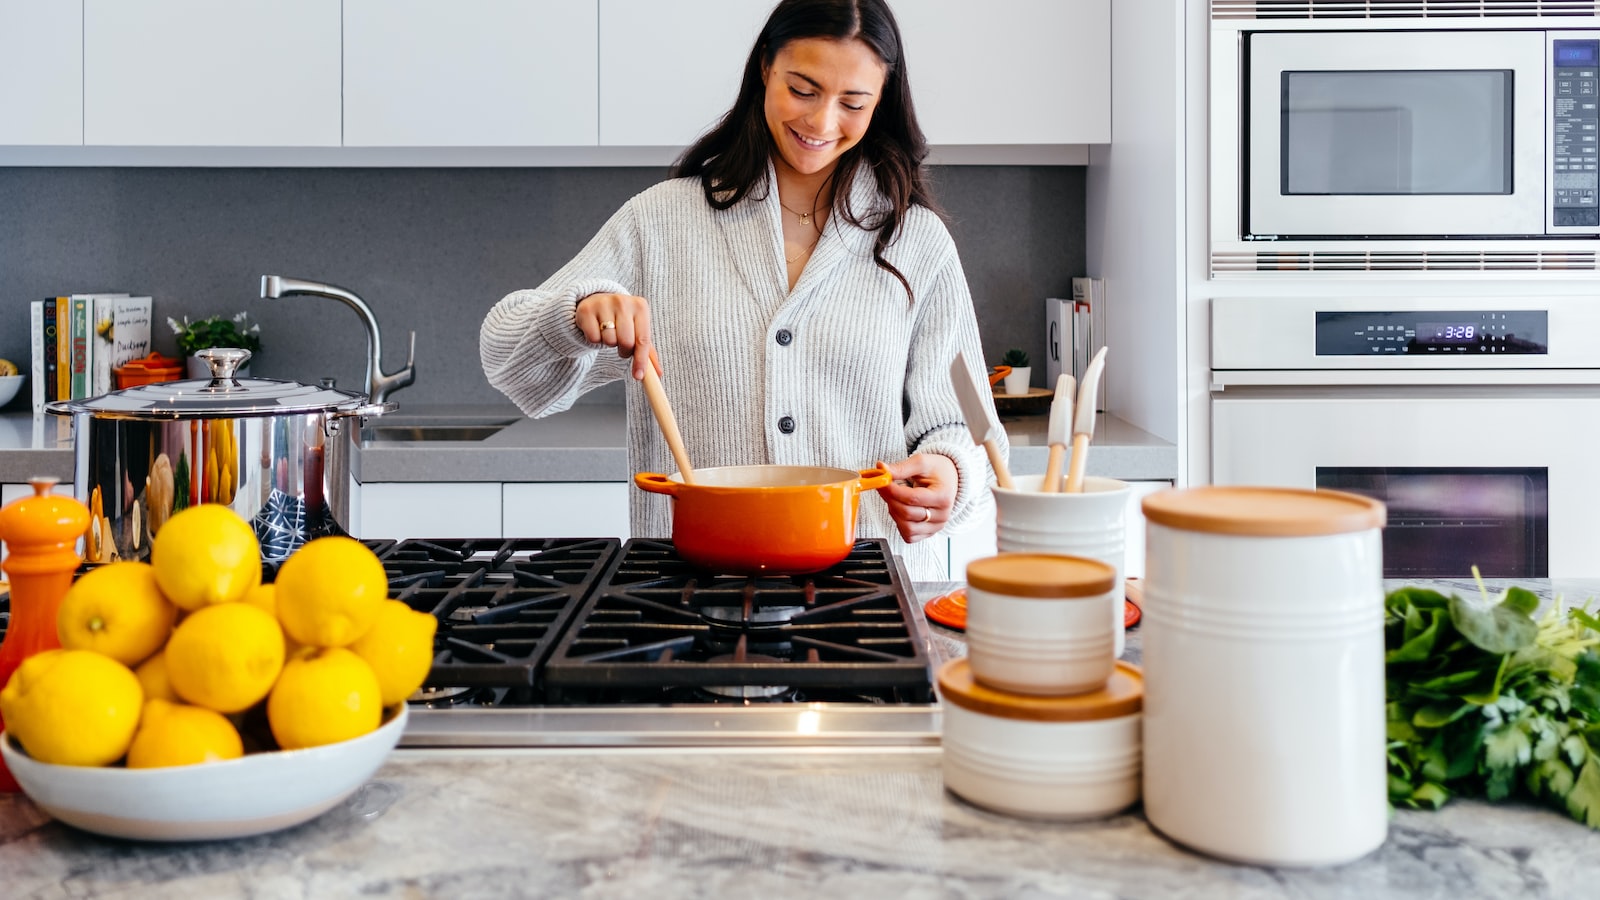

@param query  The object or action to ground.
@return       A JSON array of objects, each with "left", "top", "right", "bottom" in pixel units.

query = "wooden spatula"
[
  {"left": 640, "top": 359, "right": 696, "bottom": 484},
  {"left": 1041, "top": 373, "right": 1075, "bottom": 493},
  {"left": 1064, "top": 347, "right": 1108, "bottom": 493},
  {"left": 951, "top": 351, "right": 1014, "bottom": 489}
]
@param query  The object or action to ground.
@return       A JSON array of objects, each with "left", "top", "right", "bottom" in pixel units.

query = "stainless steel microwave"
[{"left": 1211, "top": 16, "right": 1600, "bottom": 256}]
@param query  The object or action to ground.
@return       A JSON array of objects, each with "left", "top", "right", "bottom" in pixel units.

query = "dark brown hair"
[{"left": 671, "top": 0, "right": 937, "bottom": 300}]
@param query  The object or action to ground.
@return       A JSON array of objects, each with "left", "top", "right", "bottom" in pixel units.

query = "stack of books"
[{"left": 28, "top": 293, "right": 154, "bottom": 414}]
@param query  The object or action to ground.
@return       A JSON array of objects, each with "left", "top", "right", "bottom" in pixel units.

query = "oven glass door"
[
  {"left": 1212, "top": 390, "right": 1599, "bottom": 578},
  {"left": 1246, "top": 30, "right": 1545, "bottom": 238}
]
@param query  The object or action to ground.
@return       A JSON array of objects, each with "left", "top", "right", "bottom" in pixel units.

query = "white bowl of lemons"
[
  {"left": 0, "top": 506, "right": 435, "bottom": 841},
  {"left": 0, "top": 373, "right": 24, "bottom": 410},
  {"left": 0, "top": 705, "right": 406, "bottom": 841}
]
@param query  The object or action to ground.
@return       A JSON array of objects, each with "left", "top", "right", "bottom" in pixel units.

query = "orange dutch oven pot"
[{"left": 633, "top": 463, "right": 894, "bottom": 575}]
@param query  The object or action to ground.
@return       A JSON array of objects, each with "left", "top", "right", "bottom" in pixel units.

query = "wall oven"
[
  {"left": 1210, "top": 2, "right": 1600, "bottom": 274},
  {"left": 1209, "top": 295, "right": 1600, "bottom": 578}
]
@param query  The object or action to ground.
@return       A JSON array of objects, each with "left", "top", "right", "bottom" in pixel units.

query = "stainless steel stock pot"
[{"left": 44, "top": 348, "right": 391, "bottom": 563}]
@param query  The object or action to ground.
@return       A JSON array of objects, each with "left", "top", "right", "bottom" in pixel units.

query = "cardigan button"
[
  {"left": 778, "top": 416, "right": 796, "bottom": 434},
  {"left": 775, "top": 329, "right": 793, "bottom": 346}
]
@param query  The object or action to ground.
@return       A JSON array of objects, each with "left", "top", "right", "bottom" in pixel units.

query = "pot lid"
[{"left": 44, "top": 348, "right": 373, "bottom": 419}]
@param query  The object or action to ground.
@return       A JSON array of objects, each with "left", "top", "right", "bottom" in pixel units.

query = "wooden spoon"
[{"left": 639, "top": 358, "right": 696, "bottom": 484}]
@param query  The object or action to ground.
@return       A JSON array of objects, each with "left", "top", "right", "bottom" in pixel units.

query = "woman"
[{"left": 480, "top": 0, "right": 1006, "bottom": 580}]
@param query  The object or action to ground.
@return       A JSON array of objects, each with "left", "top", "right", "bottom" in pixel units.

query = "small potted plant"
[
  {"left": 1000, "top": 348, "right": 1032, "bottom": 395},
  {"left": 169, "top": 312, "right": 262, "bottom": 378}
]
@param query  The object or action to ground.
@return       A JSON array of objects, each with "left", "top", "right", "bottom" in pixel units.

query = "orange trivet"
[{"left": 924, "top": 584, "right": 1143, "bottom": 632}]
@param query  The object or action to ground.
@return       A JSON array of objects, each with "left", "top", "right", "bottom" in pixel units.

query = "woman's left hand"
[{"left": 876, "top": 454, "right": 958, "bottom": 543}]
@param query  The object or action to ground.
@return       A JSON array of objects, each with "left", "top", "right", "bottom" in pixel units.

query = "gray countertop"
[
  {"left": 0, "top": 403, "right": 1178, "bottom": 485},
  {"left": 2, "top": 579, "right": 1598, "bottom": 898}
]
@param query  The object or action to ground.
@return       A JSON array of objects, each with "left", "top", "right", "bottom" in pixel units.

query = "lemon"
[
  {"left": 134, "top": 649, "right": 181, "bottom": 703},
  {"left": 242, "top": 583, "right": 277, "bottom": 619},
  {"left": 57, "top": 561, "right": 177, "bottom": 667},
  {"left": 126, "top": 699, "right": 244, "bottom": 768},
  {"left": 267, "top": 647, "right": 383, "bottom": 750},
  {"left": 0, "top": 649, "right": 143, "bottom": 767},
  {"left": 164, "top": 602, "right": 285, "bottom": 714},
  {"left": 274, "top": 536, "right": 388, "bottom": 648},
  {"left": 349, "top": 600, "right": 439, "bottom": 706},
  {"left": 150, "top": 503, "right": 262, "bottom": 611}
]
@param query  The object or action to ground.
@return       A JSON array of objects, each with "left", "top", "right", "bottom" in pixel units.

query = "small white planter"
[{"left": 1002, "top": 366, "right": 1032, "bottom": 395}]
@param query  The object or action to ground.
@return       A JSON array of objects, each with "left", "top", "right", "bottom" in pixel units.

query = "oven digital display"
[
  {"left": 1417, "top": 322, "right": 1477, "bottom": 345},
  {"left": 1315, "top": 310, "right": 1549, "bottom": 355}
]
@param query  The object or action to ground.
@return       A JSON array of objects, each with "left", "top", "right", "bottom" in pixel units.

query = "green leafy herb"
[{"left": 1386, "top": 571, "right": 1600, "bottom": 830}]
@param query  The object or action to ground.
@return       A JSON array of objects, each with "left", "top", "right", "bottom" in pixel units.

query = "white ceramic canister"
[
  {"left": 938, "top": 657, "right": 1143, "bottom": 820},
  {"left": 1139, "top": 486, "right": 1387, "bottom": 868},
  {"left": 992, "top": 474, "right": 1132, "bottom": 658},
  {"left": 964, "top": 553, "right": 1117, "bottom": 695}
]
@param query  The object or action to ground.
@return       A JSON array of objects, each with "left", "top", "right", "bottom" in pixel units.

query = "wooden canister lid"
[
  {"left": 1140, "top": 486, "right": 1385, "bottom": 537},
  {"left": 937, "top": 657, "right": 1143, "bottom": 721},
  {"left": 965, "top": 554, "right": 1116, "bottom": 599}
]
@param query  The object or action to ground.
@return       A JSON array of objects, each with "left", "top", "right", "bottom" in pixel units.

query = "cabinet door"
[
  {"left": 502, "top": 483, "right": 630, "bottom": 540},
  {"left": 0, "top": 1, "right": 82, "bottom": 145},
  {"left": 345, "top": 0, "right": 599, "bottom": 147},
  {"left": 895, "top": 0, "right": 1110, "bottom": 145},
  {"left": 357, "top": 482, "right": 503, "bottom": 541},
  {"left": 598, "top": 0, "right": 769, "bottom": 147},
  {"left": 83, "top": 0, "right": 341, "bottom": 147}
]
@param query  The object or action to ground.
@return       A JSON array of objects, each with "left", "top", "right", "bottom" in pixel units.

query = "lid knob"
[{"left": 196, "top": 347, "right": 252, "bottom": 388}]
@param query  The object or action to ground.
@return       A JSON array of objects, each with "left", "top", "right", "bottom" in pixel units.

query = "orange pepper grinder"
[{"left": 0, "top": 477, "right": 91, "bottom": 792}]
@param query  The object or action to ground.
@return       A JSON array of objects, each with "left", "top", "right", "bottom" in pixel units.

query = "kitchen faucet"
[{"left": 259, "top": 275, "right": 416, "bottom": 404}]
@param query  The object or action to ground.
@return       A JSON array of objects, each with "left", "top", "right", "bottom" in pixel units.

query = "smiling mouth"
[{"left": 790, "top": 127, "right": 832, "bottom": 149}]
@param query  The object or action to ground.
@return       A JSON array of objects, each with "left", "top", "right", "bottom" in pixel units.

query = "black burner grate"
[{"left": 542, "top": 538, "right": 934, "bottom": 703}]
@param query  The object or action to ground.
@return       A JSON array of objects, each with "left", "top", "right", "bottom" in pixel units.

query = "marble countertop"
[
  {"left": 2, "top": 579, "right": 1598, "bottom": 898},
  {"left": 0, "top": 403, "right": 1178, "bottom": 485}
]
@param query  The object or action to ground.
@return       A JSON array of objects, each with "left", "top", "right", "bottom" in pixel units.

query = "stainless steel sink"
[{"left": 362, "top": 421, "right": 514, "bottom": 443}]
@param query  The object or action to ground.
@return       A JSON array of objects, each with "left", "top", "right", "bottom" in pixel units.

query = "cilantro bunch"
[{"left": 1385, "top": 583, "right": 1600, "bottom": 829}]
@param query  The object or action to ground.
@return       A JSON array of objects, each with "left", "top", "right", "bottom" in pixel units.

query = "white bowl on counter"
[
  {"left": 0, "top": 704, "right": 407, "bottom": 841},
  {"left": 0, "top": 374, "right": 24, "bottom": 411},
  {"left": 938, "top": 658, "right": 1143, "bottom": 821}
]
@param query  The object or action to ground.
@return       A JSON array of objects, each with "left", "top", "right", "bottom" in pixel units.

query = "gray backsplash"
[{"left": 0, "top": 166, "right": 1084, "bottom": 409}]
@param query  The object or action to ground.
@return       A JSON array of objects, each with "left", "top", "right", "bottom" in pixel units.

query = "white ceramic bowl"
[
  {"left": 0, "top": 705, "right": 407, "bottom": 841},
  {"left": 0, "top": 374, "right": 24, "bottom": 410}
]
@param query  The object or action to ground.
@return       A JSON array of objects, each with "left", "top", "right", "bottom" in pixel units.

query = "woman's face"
[{"left": 762, "top": 37, "right": 888, "bottom": 180}]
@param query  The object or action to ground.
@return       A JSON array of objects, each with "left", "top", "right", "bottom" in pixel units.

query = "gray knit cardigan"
[{"left": 479, "top": 164, "right": 1006, "bottom": 580}]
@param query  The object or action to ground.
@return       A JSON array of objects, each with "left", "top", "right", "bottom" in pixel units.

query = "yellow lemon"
[
  {"left": 150, "top": 503, "right": 262, "bottom": 611},
  {"left": 0, "top": 649, "right": 143, "bottom": 767},
  {"left": 134, "top": 649, "right": 181, "bottom": 703},
  {"left": 267, "top": 647, "right": 383, "bottom": 750},
  {"left": 164, "top": 602, "right": 285, "bottom": 713},
  {"left": 349, "top": 600, "right": 438, "bottom": 706},
  {"left": 126, "top": 699, "right": 243, "bottom": 768},
  {"left": 274, "top": 536, "right": 388, "bottom": 648},
  {"left": 57, "top": 561, "right": 177, "bottom": 667},
  {"left": 242, "top": 583, "right": 277, "bottom": 619}
]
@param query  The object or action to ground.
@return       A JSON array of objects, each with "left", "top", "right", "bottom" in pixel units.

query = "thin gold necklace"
[
  {"left": 785, "top": 234, "right": 820, "bottom": 264},
  {"left": 779, "top": 198, "right": 820, "bottom": 229}
]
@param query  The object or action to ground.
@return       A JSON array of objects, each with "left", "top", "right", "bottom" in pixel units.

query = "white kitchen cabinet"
[
  {"left": 356, "top": 482, "right": 503, "bottom": 541},
  {"left": 598, "top": 0, "right": 769, "bottom": 148},
  {"left": 0, "top": 1, "right": 82, "bottom": 145},
  {"left": 896, "top": 0, "right": 1110, "bottom": 145},
  {"left": 344, "top": 0, "right": 599, "bottom": 147},
  {"left": 82, "top": 0, "right": 341, "bottom": 147},
  {"left": 502, "top": 482, "right": 630, "bottom": 540}
]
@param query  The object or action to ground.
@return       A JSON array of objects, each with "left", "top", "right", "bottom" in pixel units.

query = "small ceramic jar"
[
  {"left": 964, "top": 554, "right": 1117, "bottom": 695},
  {"left": 938, "top": 657, "right": 1142, "bottom": 820},
  {"left": 1140, "top": 485, "right": 1387, "bottom": 868}
]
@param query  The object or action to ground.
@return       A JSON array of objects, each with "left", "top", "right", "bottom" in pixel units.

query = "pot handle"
[
  {"left": 633, "top": 472, "right": 682, "bottom": 496},
  {"left": 330, "top": 401, "right": 397, "bottom": 421},
  {"left": 856, "top": 464, "right": 894, "bottom": 492}
]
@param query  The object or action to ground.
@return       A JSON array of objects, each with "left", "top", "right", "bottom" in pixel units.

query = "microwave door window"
[{"left": 1282, "top": 70, "right": 1513, "bottom": 197}]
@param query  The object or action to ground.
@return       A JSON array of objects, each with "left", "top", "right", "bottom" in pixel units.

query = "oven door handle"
[{"left": 1211, "top": 369, "right": 1600, "bottom": 390}]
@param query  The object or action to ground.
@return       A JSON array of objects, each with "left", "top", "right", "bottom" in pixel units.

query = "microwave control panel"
[
  {"left": 1315, "top": 310, "right": 1549, "bottom": 356},
  {"left": 1552, "top": 39, "right": 1600, "bottom": 227}
]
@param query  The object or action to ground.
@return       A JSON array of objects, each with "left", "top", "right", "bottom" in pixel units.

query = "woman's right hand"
[{"left": 576, "top": 292, "right": 656, "bottom": 381}]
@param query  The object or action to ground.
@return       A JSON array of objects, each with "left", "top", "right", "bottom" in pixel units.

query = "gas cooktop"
[{"left": 1, "top": 537, "right": 944, "bottom": 748}]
